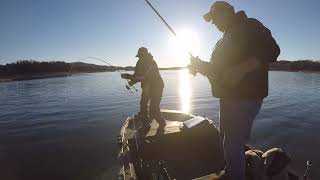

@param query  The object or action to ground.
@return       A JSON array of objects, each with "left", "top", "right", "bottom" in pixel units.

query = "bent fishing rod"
[
  {"left": 143, "top": 0, "right": 197, "bottom": 75},
  {"left": 87, "top": 57, "right": 139, "bottom": 92},
  {"left": 85, "top": 57, "right": 139, "bottom": 92},
  {"left": 67, "top": 56, "right": 138, "bottom": 93}
]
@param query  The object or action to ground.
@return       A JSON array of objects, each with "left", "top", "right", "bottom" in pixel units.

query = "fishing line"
[
  {"left": 64, "top": 56, "right": 138, "bottom": 103},
  {"left": 83, "top": 57, "right": 139, "bottom": 92}
]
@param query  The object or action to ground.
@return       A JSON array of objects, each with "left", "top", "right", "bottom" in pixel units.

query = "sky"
[{"left": 1, "top": 0, "right": 320, "bottom": 67}]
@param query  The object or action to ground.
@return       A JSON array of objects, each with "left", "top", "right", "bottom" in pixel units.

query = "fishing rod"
[
  {"left": 83, "top": 57, "right": 138, "bottom": 92},
  {"left": 143, "top": 0, "right": 197, "bottom": 75},
  {"left": 85, "top": 56, "right": 115, "bottom": 67},
  {"left": 66, "top": 56, "right": 138, "bottom": 93}
]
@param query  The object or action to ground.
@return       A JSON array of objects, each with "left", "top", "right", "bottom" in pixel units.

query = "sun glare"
[
  {"left": 179, "top": 69, "right": 191, "bottom": 113},
  {"left": 168, "top": 28, "right": 200, "bottom": 67}
]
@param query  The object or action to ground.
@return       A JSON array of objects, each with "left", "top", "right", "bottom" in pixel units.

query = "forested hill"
[
  {"left": 269, "top": 60, "right": 320, "bottom": 71},
  {"left": 1, "top": 60, "right": 320, "bottom": 82},
  {"left": 0, "top": 60, "right": 135, "bottom": 81},
  {"left": 0, "top": 60, "right": 133, "bottom": 75}
]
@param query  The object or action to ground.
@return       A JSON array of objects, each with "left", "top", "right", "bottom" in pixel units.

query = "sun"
[{"left": 168, "top": 28, "right": 200, "bottom": 66}]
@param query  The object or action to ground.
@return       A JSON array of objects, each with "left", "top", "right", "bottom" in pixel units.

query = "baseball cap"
[
  {"left": 203, "top": 1, "right": 235, "bottom": 22},
  {"left": 135, "top": 47, "right": 148, "bottom": 57}
]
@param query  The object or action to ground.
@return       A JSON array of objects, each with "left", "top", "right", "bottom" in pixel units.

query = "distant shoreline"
[
  {"left": 0, "top": 69, "right": 184, "bottom": 83},
  {"left": 1, "top": 60, "right": 320, "bottom": 82},
  {"left": 0, "top": 72, "right": 71, "bottom": 82},
  {"left": 1, "top": 68, "right": 320, "bottom": 83}
]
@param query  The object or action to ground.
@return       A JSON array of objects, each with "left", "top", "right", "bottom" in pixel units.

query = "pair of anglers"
[{"left": 121, "top": 1, "right": 280, "bottom": 180}]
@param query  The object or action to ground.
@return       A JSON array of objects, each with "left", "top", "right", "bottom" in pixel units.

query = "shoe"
[
  {"left": 209, "top": 170, "right": 228, "bottom": 180},
  {"left": 209, "top": 176, "right": 220, "bottom": 180},
  {"left": 157, "top": 120, "right": 166, "bottom": 129},
  {"left": 138, "top": 123, "right": 151, "bottom": 137}
]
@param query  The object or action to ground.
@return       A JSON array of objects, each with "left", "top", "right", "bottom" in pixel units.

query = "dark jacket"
[
  {"left": 199, "top": 11, "right": 280, "bottom": 99},
  {"left": 133, "top": 57, "right": 164, "bottom": 91}
]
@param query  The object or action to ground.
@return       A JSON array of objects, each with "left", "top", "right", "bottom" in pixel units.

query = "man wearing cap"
[
  {"left": 188, "top": 1, "right": 280, "bottom": 180},
  {"left": 122, "top": 47, "right": 165, "bottom": 128}
]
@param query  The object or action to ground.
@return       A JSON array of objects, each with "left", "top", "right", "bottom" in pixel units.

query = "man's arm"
[
  {"left": 126, "top": 60, "right": 143, "bottom": 86},
  {"left": 189, "top": 39, "right": 223, "bottom": 78},
  {"left": 128, "top": 60, "right": 155, "bottom": 85},
  {"left": 132, "top": 61, "right": 153, "bottom": 82},
  {"left": 121, "top": 73, "right": 134, "bottom": 79},
  {"left": 189, "top": 56, "right": 215, "bottom": 78},
  {"left": 189, "top": 56, "right": 263, "bottom": 88}
]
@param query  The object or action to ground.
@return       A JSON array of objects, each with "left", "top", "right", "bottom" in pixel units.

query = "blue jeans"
[{"left": 219, "top": 99, "right": 263, "bottom": 180}]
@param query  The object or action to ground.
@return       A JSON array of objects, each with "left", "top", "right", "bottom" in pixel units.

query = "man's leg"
[
  {"left": 219, "top": 99, "right": 263, "bottom": 180},
  {"left": 149, "top": 87, "right": 165, "bottom": 126},
  {"left": 139, "top": 90, "right": 151, "bottom": 122}
]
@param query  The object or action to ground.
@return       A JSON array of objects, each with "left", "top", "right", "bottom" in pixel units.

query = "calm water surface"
[{"left": 0, "top": 70, "right": 320, "bottom": 179}]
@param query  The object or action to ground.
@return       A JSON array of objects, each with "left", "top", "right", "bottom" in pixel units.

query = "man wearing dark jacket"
[
  {"left": 124, "top": 47, "right": 165, "bottom": 128},
  {"left": 189, "top": 1, "right": 280, "bottom": 180}
]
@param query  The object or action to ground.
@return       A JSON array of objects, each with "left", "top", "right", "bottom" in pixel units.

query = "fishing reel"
[
  {"left": 303, "top": 160, "right": 312, "bottom": 180},
  {"left": 187, "top": 63, "right": 197, "bottom": 76},
  {"left": 187, "top": 56, "right": 201, "bottom": 76},
  {"left": 121, "top": 73, "right": 138, "bottom": 93},
  {"left": 125, "top": 84, "right": 138, "bottom": 93}
]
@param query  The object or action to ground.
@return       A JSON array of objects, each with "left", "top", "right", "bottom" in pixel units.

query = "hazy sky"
[{"left": 1, "top": 0, "right": 320, "bottom": 67}]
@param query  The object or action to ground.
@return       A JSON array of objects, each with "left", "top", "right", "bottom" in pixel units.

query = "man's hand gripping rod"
[{"left": 144, "top": 0, "right": 197, "bottom": 75}]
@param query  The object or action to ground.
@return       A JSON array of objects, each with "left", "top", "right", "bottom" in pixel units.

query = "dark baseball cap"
[
  {"left": 135, "top": 47, "right": 148, "bottom": 57},
  {"left": 203, "top": 1, "right": 235, "bottom": 22}
]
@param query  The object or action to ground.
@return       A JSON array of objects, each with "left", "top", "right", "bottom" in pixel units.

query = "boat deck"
[{"left": 118, "top": 110, "right": 303, "bottom": 180}]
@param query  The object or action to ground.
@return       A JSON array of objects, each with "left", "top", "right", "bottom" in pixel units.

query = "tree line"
[
  {"left": 1, "top": 59, "right": 320, "bottom": 77},
  {"left": 0, "top": 60, "right": 134, "bottom": 76},
  {"left": 270, "top": 60, "right": 320, "bottom": 71}
]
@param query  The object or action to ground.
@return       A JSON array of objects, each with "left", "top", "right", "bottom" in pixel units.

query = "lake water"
[{"left": 0, "top": 70, "right": 319, "bottom": 180}]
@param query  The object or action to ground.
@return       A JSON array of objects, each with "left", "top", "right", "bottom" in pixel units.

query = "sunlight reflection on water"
[
  {"left": 2, "top": 71, "right": 320, "bottom": 179},
  {"left": 179, "top": 69, "right": 191, "bottom": 113}
]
